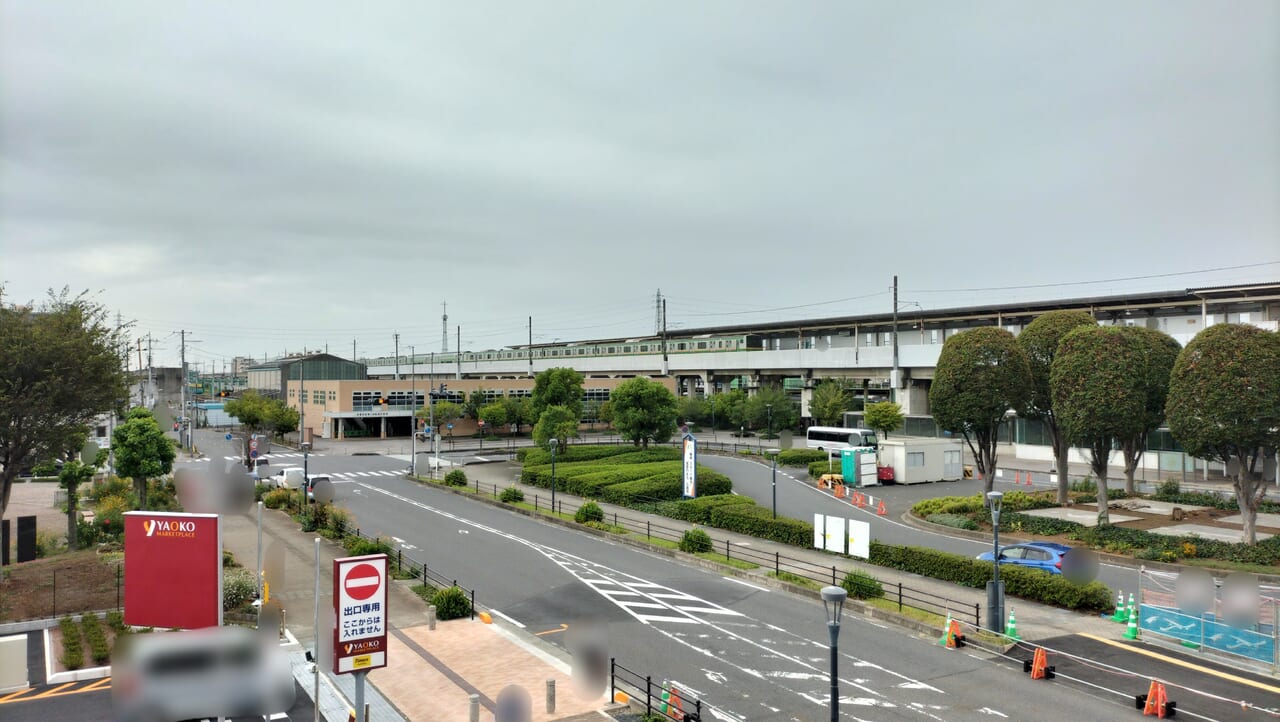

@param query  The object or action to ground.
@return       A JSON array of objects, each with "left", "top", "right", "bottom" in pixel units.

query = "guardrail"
[{"left": 611, "top": 658, "right": 703, "bottom": 721}]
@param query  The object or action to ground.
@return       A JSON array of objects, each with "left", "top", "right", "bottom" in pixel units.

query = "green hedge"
[
  {"left": 867, "top": 542, "right": 1111, "bottom": 612},
  {"left": 655, "top": 494, "right": 756, "bottom": 524},
  {"left": 776, "top": 449, "right": 828, "bottom": 467},
  {"left": 912, "top": 491, "right": 1058, "bottom": 518},
  {"left": 708, "top": 505, "right": 813, "bottom": 547},
  {"left": 808, "top": 460, "right": 839, "bottom": 478},
  {"left": 1153, "top": 481, "right": 1280, "bottom": 514},
  {"left": 926, "top": 513, "right": 979, "bottom": 531},
  {"left": 1002, "top": 512, "right": 1083, "bottom": 536},
  {"left": 521, "top": 445, "right": 646, "bottom": 466}
]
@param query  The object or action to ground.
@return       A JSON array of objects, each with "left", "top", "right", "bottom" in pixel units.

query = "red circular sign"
[{"left": 344, "top": 563, "right": 381, "bottom": 601}]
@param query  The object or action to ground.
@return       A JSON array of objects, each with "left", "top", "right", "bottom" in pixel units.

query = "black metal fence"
[
  {"left": 611, "top": 657, "right": 703, "bottom": 721},
  {"left": 331, "top": 519, "right": 476, "bottom": 620},
  {"left": 451, "top": 476, "right": 981, "bottom": 627}
]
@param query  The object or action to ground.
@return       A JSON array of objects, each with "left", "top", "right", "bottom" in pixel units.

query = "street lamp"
[
  {"left": 549, "top": 438, "right": 558, "bottom": 515},
  {"left": 986, "top": 490, "right": 1005, "bottom": 632},
  {"left": 767, "top": 448, "right": 780, "bottom": 519},
  {"left": 820, "top": 585, "right": 848, "bottom": 722}
]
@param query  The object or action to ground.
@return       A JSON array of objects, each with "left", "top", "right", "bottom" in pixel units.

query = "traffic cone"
[
  {"left": 1023, "top": 647, "right": 1055, "bottom": 680},
  {"left": 1137, "top": 679, "right": 1175, "bottom": 718},
  {"left": 938, "top": 612, "right": 953, "bottom": 646},
  {"left": 876, "top": 499, "right": 888, "bottom": 516},
  {"left": 1111, "top": 590, "right": 1127, "bottom": 622},
  {"left": 1005, "top": 609, "right": 1021, "bottom": 641},
  {"left": 1014, "top": 472, "right": 1022, "bottom": 485},
  {"left": 1123, "top": 604, "right": 1140, "bottom": 640},
  {"left": 660, "top": 681, "right": 671, "bottom": 713},
  {"left": 1127, "top": 592, "right": 1136, "bottom": 618},
  {"left": 668, "top": 685, "right": 686, "bottom": 720},
  {"left": 946, "top": 618, "right": 966, "bottom": 648},
  {"left": 857, "top": 492, "right": 867, "bottom": 509},
  {"left": 1024, "top": 472, "right": 1034, "bottom": 486}
]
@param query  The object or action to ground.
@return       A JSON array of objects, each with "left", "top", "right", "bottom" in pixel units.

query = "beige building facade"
[{"left": 286, "top": 375, "right": 675, "bottom": 441}]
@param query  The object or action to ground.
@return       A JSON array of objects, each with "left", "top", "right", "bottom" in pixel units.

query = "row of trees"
[
  {"left": 674, "top": 387, "right": 799, "bottom": 433},
  {"left": 930, "top": 314, "right": 1280, "bottom": 544},
  {"left": 222, "top": 391, "right": 300, "bottom": 436}
]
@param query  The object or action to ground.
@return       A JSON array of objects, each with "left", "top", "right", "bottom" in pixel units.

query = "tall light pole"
[
  {"left": 767, "top": 448, "right": 780, "bottom": 519},
  {"left": 986, "top": 490, "right": 1005, "bottom": 632},
  {"left": 548, "top": 438, "right": 558, "bottom": 515},
  {"left": 410, "top": 345, "right": 416, "bottom": 478},
  {"left": 821, "top": 585, "right": 848, "bottom": 722},
  {"left": 766, "top": 403, "right": 773, "bottom": 439}
]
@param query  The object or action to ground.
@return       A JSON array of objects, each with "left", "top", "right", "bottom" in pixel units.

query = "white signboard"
[
  {"left": 846, "top": 519, "right": 870, "bottom": 559},
  {"left": 824, "top": 515, "right": 846, "bottom": 554},
  {"left": 682, "top": 434, "right": 697, "bottom": 498},
  {"left": 813, "top": 513, "right": 825, "bottom": 550},
  {"left": 333, "top": 553, "right": 388, "bottom": 674}
]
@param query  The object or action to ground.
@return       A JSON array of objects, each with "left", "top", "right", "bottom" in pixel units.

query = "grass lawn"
[
  {"left": 694, "top": 551, "right": 758, "bottom": 570},
  {"left": 769, "top": 571, "right": 820, "bottom": 590}
]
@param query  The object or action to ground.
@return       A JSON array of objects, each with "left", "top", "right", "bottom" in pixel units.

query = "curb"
[{"left": 899, "top": 511, "right": 1280, "bottom": 584}]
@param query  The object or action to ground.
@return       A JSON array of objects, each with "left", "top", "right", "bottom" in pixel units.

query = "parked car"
[
  {"left": 271, "top": 467, "right": 305, "bottom": 489},
  {"left": 976, "top": 542, "right": 1072, "bottom": 575},
  {"left": 302, "top": 474, "right": 330, "bottom": 501}
]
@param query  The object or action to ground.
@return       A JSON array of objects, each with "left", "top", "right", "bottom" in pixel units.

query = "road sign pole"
[
  {"left": 355, "top": 671, "right": 367, "bottom": 722},
  {"left": 314, "top": 537, "right": 320, "bottom": 722}
]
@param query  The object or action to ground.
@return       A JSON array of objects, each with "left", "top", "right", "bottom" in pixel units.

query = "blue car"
[{"left": 977, "top": 542, "right": 1072, "bottom": 575}]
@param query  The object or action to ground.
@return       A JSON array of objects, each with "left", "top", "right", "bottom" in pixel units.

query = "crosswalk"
[{"left": 221, "top": 452, "right": 323, "bottom": 460}]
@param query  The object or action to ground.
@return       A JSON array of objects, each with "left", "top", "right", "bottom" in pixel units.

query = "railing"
[
  {"left": 331, "top": 519, "right": 477, "bottom": 620},
  {"left": 440, "top": 475, "right": 981, "bottom": 627},
  {"left": 611, "top": 658, "right": 702, "bottom": 721}
]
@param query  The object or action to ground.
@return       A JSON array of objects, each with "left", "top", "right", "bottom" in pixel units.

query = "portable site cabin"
[{"left": 878, "top": 437, "right": 964, "bottom": 484}]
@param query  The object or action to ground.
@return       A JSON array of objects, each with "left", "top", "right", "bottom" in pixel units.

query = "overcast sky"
[{"left": 2, "top": 1, "right": 1277, "bottom": 368}]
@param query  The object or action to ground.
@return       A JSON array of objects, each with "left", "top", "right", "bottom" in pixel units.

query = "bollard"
[
  {"left": 469, "top": 693, "right": 480, "bottom": 722},
  {"left": 546, "top": 679, "right": 556, "bottom": 713},
  {"left": 428, "top": 605, "right": 437, "bottom": 631}
]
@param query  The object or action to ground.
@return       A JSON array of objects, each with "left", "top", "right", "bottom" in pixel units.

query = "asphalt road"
[
  {"left": 698, "top": 454, "right": 1140, "bottom": 595},
  {"left": 328, "top": 468, "right": 1158, "bottom": 721}
]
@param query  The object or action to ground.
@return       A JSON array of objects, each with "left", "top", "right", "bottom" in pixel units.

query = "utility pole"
[
  {"left": 661, "top": 299, "right": 669, "bottom": 376},
  {"left": 410, "top": 345, "right": 417, "bottom": 477},
  {"left": 394, "top": 332, "right": 400, "bottom": 380},
  {"left": 528, "top": 316, "right": 533, "bottom": 377},
  {"left": 179, "top": 330, "right": 187, "bottom": 451},
  {"left": 147, "top": 334, "right": 154, "bottom": 408},
  {"left": 456, "top": 326, "right": 461, "bottom": 380},
  {"left": 891, "top": 275, "right": 899, "bottom": 404},
  {"left": 442, "top": 301, "right": 448, "bottom": 353},
  {"left": 352, "top": 339, "right": 356, "bottom": 362}
]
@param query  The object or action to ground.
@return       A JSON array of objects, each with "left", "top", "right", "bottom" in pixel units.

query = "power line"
[
  {"left": 675, "top": 290, "right": 890, "bottom": 318},
  {"left": 906, "top": 261, "right": 1280, "bottom": 294}
]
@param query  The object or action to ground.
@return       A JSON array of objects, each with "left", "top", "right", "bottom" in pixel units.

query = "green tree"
[
  {"left": 1050, "top": 326, "right": 1151, "bottom": 525},
  {"left": 1018, "top": 310, "right": 1098, "bottom": 503},
  {"left": 929, "top": 327, "right": 1032, "bottom": 494},
  {"left": 1166, "top": 324, "right": 1280, "bottom": 545},
  {"left": 712, "top": 389, "right": 748, "bottom": 430},
  {"left": 533, "top": 405, "right": 579, "bottom": 450},
  {"left": 809, "top": 380, "right": 851, "bottom": 426},
  {"left": 0, "top": 289, "right": 129, "bottom": 520},
  {"left": 597, "top": 400, "right": 614, "bottom": 428},
  {"left": 863, "top": 401, "right": 904, "bottom": 439},
  {"left": 582, "top": 400, "right": 601, "bottom": 430},
  {"left": 611, "top": 378, "right": 679, "bottom": 448},
  {"left": 479, "top": 402, "right": 509, "bottom": 431},
  {"left": 112, "top": 407, "right": 177, "bottom": 509},
  {"left": 419, "top": 400, "right": 464, "bottom": 436},
  {"left": 676, "top": 396, "right": 709, "bottom": 427},
  {"left": 530, "top": 368, "right": 585, "bottom": 423},
  {"left": 500, "top": 396, "right": 527, "bottom": 434},
  {"left": 269, "top": 403, "right": 301, "bottom": 437},
  {"left": 1117, "top": 328, "right": 1181, "bottom": 495},
  {"left": 745, "top": 386, "right": 798, "bottom": 435},
  {"left": 224, "top": 390, "right": 270, "bottom": 432},
  {"left": 464, "top": 388, "right": 487, "bottom": 421}
]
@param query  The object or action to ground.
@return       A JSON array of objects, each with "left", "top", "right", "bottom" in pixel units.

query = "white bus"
[{"left": 806, "top": 426, "right": 878, "bottom": 456}]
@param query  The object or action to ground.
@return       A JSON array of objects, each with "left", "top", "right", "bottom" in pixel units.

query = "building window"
[
  {"left": 930, "top": 329, "right": 940, "bottom": 344},
  {"left": 507, "top": 389, "right": 532, "bottom": 398},
  {"left": 484, "top": 389, "right": 505, "bottom": 402},
  {"left": 907, "top": 452, "right": 925, "bottom": 468}
]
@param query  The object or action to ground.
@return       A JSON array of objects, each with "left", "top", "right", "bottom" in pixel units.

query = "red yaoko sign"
[
  {"left": 333, "top": 553, "right": 388, "bottom": 674},
  {"left": 123, "top": 512, "right": 222, "bottom": 629}
]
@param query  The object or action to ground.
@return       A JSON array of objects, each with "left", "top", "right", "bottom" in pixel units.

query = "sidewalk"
[
  {"left": 452, "top": 462, "right": 1125, "bottom": 647},
  {"left": 221, "top": 505, "right": 615, "bottom": 721}
]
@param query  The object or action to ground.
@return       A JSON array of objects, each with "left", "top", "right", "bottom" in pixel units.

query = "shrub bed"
[
  {"left": 842, "top": 570, "right": 885, "bottom": 600},
  {"left": 521, "top": 445, "right": 644, "bottom": 466},
  {"left": 59, "top": 616, "right": 84, "bottom": 670},
  {"left": 1153, "top": 480, "right": 1280, "bottom": 514},
  {"left": 679, "top": 528, "right": 713, "bottom": 553},
  {"left": 432, "top": 586, "right": 472, "bottom": 620},
  {"left": 344, "top": 535, "right": 393, "bottom": 557},
  {"left": 80, "top": 614, "right": 111, "bottom": 666},
  {"left": 708, "top": 505, "right": 812, "bottom": 547},
  {"left": 866, "top": 542, "right": 1111, "bottom": 612},
  {"left": 575, "top": 502, "right": 604, "bottom": 524},
  {"left": 655, "top": 495, "right": 756, "bottom": 524},
  {"left": 444, "top": 469, "right": 468, "bottom": 487},
  {"left": 926, "top": 513, "right": 979, "bottom": 531},
  {"left": 223, "top": 568, "right": 257, "bottom": 611},
  {"left": 776, "top": 449, "right": 829, "bottom": 467},
  {"left": 808, "top": 461, "right": 838, "bottom": 478},
  {"left": 499, "top": 486, "right": 524, "bottom": 503}
]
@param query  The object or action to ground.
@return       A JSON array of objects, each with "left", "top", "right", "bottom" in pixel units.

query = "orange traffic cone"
[
  {"left": 1025, "top": 472, "right": 1034, "bottom": 486},
  {"left": 1023, "top": 647, "right": 1055, "bottom": 680},
  {"left": 668, "top": 684, "right": 687, "bottom": 720},
  {"left": 876, "top": 499, "right": 888, "bottom": 516},
  {"left": 1014, "top": 472, "right": 1022, "bottom": 485},
  {"left": 855, "top": 492, "right": 866, "bottom": 508},
  {"left": 1137, "top": 680, "right": 1176, "bottom": 718},
  {"left": 835, "top": 484, "right": 846, "bottom": 499},
  {"left": 945, "top": 619, "right": 966, "bottom": 649}
]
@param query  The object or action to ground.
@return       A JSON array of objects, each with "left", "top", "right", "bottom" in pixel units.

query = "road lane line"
[
  {"left": 724, "top": 577, "right": 769, "bottom": 592},
  {"left": 488, "top": 609, "right": 526, "bottom": 628},
  {"left": 1076, "top": 633, "right": 1280, "bottom": 695}
]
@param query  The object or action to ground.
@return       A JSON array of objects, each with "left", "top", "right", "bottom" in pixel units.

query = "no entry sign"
[{"left": 333, "top": 553, "right": 388, "bottom": 674}]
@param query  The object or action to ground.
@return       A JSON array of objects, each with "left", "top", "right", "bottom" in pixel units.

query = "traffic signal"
[
  {"left": 376, "top": 397, "right": 388, "bottom": 406},
  {"left": 439, "top": 383, "right": 447, "bottom": 393}
]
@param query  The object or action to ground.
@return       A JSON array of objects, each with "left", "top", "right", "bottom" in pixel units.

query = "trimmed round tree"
[
  {"left": 863, "top": 401, "right": 904, "bottom": 439},
  {"left": 112, "top": 407, "right": 177, "bottom": 509},
  {"left": 1117, "top": 327, "right": 1181, "bottom": 495},
  {"left": 1017, "top": 310, "right": 1098, "bottom": 503},
  {"left": 611, "top": 377, "right": 679, "bottom": 448},
  {"left": 1166, "top": 324, "right": 1280, "bottom": 545},
  {"left": 1050, "top": 326, "right": 1151, "bottom": 525},
  {"left": 929, "top": 327, "right": 1032, "bottom": 493}
]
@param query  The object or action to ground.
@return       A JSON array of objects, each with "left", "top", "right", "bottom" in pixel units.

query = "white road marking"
[
  {"left": 978, "top": 708, "right": 1008, "bottom": 717},
  {"left": 488, "top": 609, "right": 525, "bottom": 628},
  {"left": 724, "top": 577, "right": 769, "bottom": 592}
]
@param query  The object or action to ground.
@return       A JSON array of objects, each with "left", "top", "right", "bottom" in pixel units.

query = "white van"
[
  {"left": 806, "top": 426, "right": 878, "bottom": 456},
  {"left": 271, "top": 467, "right": 305, "bottom": 490}
]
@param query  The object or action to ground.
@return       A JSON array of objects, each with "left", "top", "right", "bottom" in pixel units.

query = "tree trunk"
[
  {"left": 980, "top": 429, "right": 998, "bottom": 495},
  {"left": 1121, "top": 437, "right": 1141, "bottom": 497},
  {"left": 1051, "top": 426, "right": 1070, "bottom": 505},
  {"left": 1090, "top": 439, "right": 1111, "bottom": 526},
  {"left": 1235, "top": 452, "right": 1259, "bottom": 545},
  {"left": 66, "top": 485, "right": 79, "bottom": 551},
  {"left": 133, "top": 476, "right": 147, "bottom": 509}
]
